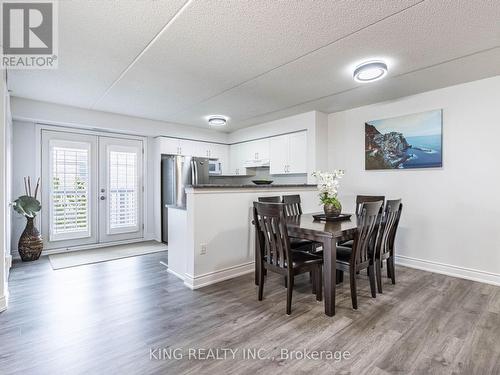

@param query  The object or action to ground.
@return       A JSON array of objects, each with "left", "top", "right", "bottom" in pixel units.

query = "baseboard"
[
  {"left": 5, "top": 254, "right": 12, "bottom": 269},
  {"left": 167, "top": 267, "right": 185, "bottom": 281},
  {"left": 183, "top": 262, "right": 255, "bottom": 290},
  {"left": 395, "top": 255, "right": 500, "bottom": 286},
  {"left": 0, "top": 295, "right": 7, "bottom": 313}
]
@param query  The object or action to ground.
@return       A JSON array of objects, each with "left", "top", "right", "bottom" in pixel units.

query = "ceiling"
[{"left": 8, "top": 0, "right": 500, "bottom": 132}]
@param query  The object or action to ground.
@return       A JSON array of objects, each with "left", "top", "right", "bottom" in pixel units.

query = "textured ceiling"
[{"left": 8, "top": 0, "right": 500, "bottom": 132}]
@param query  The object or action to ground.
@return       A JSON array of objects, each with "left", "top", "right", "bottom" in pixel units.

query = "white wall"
[
  {"left": 0, "top": 70, "right": 9, "bottom": 312},
  {"left": 328, "top": 75, "right": 500, "bottom": 285},
  {"left": 10, "top": 98, "right": 229, "bottom": 253},
  {"left": 11, "top": 121, "right": 36, "bottom": 253},
  {"left": 11, "top": 97, "right": 228, "bottom": 142}
]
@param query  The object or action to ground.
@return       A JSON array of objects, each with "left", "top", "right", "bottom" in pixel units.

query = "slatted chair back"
[
  {"left": 376, "top": 199, "right": 402, "bottom": 257},
  {"left": 351, "top": 201, "right": 383, "bottom": 267},
  {"left": 282, "top": 194, "right": 302, "bottom": 216},
  {"left": 387, "top": 200, "right": 403, "bottom": 255},
  {"left": 258, "top": 196, "right": 282, "bottom": 203},
  {"left": 356, "top": 195, "right": 385, "bottom": 214},
  {"left": 253, "top": 202, "right": 291, "bottom": 269}
]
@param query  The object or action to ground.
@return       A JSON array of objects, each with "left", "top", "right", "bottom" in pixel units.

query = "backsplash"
[{"left": 209, "top": 167, "right": 308, "bottom": 185}]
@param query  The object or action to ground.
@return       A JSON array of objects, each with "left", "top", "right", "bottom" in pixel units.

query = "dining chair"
[
  {"left": 355, "top": 195, "right": 386, "bottom": 214},
  {"left": 282, "top": 194, "right": 303, "bottom": 216},
  {"left": 254, "top": 196, "right": 313, "bottom": 285},
  {"left": 375, "top": 199, "right": 403, "bottom": 293},
  {"left": 253, "top": 202, "right": 323, "bottom": 315},
  {"left": 258, "top": 196, "right": 282, "bottom": 203},
  {"left": 331, "top": 200, "right": 383, "bottom": 309},
  {"left": 283, "top": 194, "right": 323, "bottom": 252},
  {"left": 340, "top": 195, "right": 386, "bottom": 249}
]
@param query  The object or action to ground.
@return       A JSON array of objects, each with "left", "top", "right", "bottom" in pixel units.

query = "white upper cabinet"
[
  {"left": 157, "top": 130, "right": 307, "bottom": 176},
  {"left": 157, "top": 137, "right": 229, "bottom": 160},
  {"left": 242, "top": 139, "right": 269, "bottom": 161},
  {"left": 209, "top": 143, "right": 227, "bottom": 160},
  {"left": 158, "top": 137, "right": 181, "bottom": 155},
  {"left": 179, "top": 139, "right": 200, "bottom": 157},
  {"left": 269, "top": 131, "right": 307, "bottom": 174},
  {"left": 269, "top": 135, "right": 288, "bottom": 174},
  {"left": 229, "top": 143, "right": 247, "bottom": 175},
  {"left": 287, "top": 131, "right": 307, "bottom": 173}
]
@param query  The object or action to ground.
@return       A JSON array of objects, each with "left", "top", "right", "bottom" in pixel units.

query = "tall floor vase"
[{"left": 18, "top": 217, "right": 43, "bottom": 261}]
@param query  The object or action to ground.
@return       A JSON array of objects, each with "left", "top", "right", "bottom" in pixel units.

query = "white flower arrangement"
[{"left": 312, "top": 170, "right": 345, "bottom": 206}]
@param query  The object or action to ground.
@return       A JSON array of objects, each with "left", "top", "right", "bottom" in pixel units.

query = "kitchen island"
[{"left": 167, "top": 184, "right": 319, "bottom": 289}]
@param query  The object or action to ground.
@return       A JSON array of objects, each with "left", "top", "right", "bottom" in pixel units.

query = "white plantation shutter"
[
  {"left": 108, "top": 150, "right": 138, "bottom": 231},
  {"left": 50, "top": 142, "right": 91, "bottom": 241}
]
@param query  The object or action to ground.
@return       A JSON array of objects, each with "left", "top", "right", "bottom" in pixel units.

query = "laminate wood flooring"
[{"left": 0, "top": 252, "right": 499, "bottom": 374}]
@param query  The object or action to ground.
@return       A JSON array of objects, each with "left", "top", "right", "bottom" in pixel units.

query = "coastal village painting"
[{"left": 365, "top": 109, "right": 443, "bottom": 170}]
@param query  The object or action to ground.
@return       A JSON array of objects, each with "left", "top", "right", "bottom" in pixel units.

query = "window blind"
[
  {"left": 109, "top": 151, "right": 138, "bottom": 230},
  {"left": 51, "top": 146, "right": 89, "bottom": 237}
]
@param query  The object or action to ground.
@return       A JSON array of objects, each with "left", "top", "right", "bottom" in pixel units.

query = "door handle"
[{"left": 100, "top": 196, "right": 106, "bottom": 200}]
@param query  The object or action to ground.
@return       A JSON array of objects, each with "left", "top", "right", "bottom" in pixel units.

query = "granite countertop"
[{"left": 187, "top": 184, "right": 317, "bottom": 189}]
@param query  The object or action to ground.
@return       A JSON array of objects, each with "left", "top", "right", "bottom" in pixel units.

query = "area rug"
[{"left": 49, "top": 241, "right": 167, "bottom": 270}]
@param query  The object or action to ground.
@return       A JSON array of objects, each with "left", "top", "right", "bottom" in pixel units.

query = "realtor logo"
[{"left": 1, "top": 0, "right": 58, "bottom": 69}]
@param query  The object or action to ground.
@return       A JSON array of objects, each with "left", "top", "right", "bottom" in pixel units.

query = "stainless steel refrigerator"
[{"left": 161, "top": 155, "right": 209, "bottom": 243}]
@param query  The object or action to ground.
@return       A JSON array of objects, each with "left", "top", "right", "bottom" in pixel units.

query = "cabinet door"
[
  {"left": 269, "top": 135, "right": 288, "bottom": 174},
  {"left": 159, "top": 137, "right": 181, "bottom": 155},
  {"left": 252, "top": 138, "right": 270, "bottom": 160},
  {"left": 241, "top": 140, "right": 256, "bottom": 161},
  {"left": 179, "top": 139, "right": 200, "bottom": 157},
  {"left": 287, "top": 131, "right": 307, "bottom": 174},
  {"left": 229, "top": 143, "right": 245, "bottom": 175},
  {"left": 210, "top": 143, "right": 227, "bottom": 160}
]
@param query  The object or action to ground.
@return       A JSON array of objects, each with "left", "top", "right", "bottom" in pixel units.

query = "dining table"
[{"left": 252, "top": 212, "right": 355, "bottom": 317}]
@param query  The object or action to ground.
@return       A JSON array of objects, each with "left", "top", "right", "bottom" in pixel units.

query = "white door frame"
[{"left": 36, "top": 124, "right": 148, "bottom": 253}]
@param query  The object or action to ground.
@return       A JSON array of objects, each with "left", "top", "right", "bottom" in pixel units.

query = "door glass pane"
[
  {"left": 52, "top": 146, "right": 89, "bottom": 238},
  {"left": 109, "top": 151, "right": 137, "bottom": 230}
]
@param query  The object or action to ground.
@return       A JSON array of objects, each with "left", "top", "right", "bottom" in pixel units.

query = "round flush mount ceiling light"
[
  {"left": 353, "top": 61, "right": 388, "bottom": 83},
  {"left": 207, "top": 115, "right": 228, "bottom": 127}
]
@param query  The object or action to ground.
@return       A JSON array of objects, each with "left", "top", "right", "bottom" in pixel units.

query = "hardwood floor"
[{"left": 1, "top": 253, "right": 499, "bottom": 374}]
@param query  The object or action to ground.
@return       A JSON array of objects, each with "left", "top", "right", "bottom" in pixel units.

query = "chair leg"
[
  {"left": 368, "top": 264, "right": 376, "bottom": 298},
  {"left": 389, "top": 257, "right": 396, "bottom": 284},
  {"left": 316, "top": 266, "right": 323, "bottom": 301},
  {"left": 284, "top": 276, "right": 287, "bottom": 288},
  {"left": 386, "top": 257, "right": 391, "bottom": 278},
  {"left": 349, "top": 270, "right": 358, "bottom": 310},
  {"left": 286, "top": 274, "right": 293, "bottom": 315},
  {"left": 258, "top": 264, "right": 264, "bottom": 301},
  {"left": 311, "top": 269, "right": 317, "bottom": 294},
  {"left": 376, "top": 259, "right": 383, "bottom": 294},
  {"left": 336, "top": 270, "right": 344, "bottom": 283},
  {"left": 255, "top": 262, "right": 259, "bottom": 286}
]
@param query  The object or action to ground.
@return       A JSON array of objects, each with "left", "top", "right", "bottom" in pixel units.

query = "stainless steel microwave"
[{"left": 208, "top": 160, "right": 222, "bottom": 175}]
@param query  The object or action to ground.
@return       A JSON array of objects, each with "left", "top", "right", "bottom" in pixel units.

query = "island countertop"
[
  {"left": 169, "top": 184, "right": 320, "bottom": 289},
  {"left": 187, "top": 184, "right": 317, "bottom": 189}
]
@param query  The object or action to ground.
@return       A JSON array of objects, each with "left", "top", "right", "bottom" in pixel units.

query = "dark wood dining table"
[
  {"left": 253, "top": 212, "right": 358, "bottom": 316},
  {"left": 286, "top": 213, "right": 358, "bottom": 316}
]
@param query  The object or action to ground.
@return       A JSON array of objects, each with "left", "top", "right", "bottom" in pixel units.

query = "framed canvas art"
[{"left": 365, "top": 109, "right": 442, "bottom": 170}]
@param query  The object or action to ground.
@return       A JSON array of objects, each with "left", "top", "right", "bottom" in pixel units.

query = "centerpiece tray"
[{"left": 312, "top": 213, "right": 352, "bottom": 222}]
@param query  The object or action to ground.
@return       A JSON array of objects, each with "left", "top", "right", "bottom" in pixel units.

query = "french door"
[{"left": 41, "top": 130, "right": 144, "bottom": 250}]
